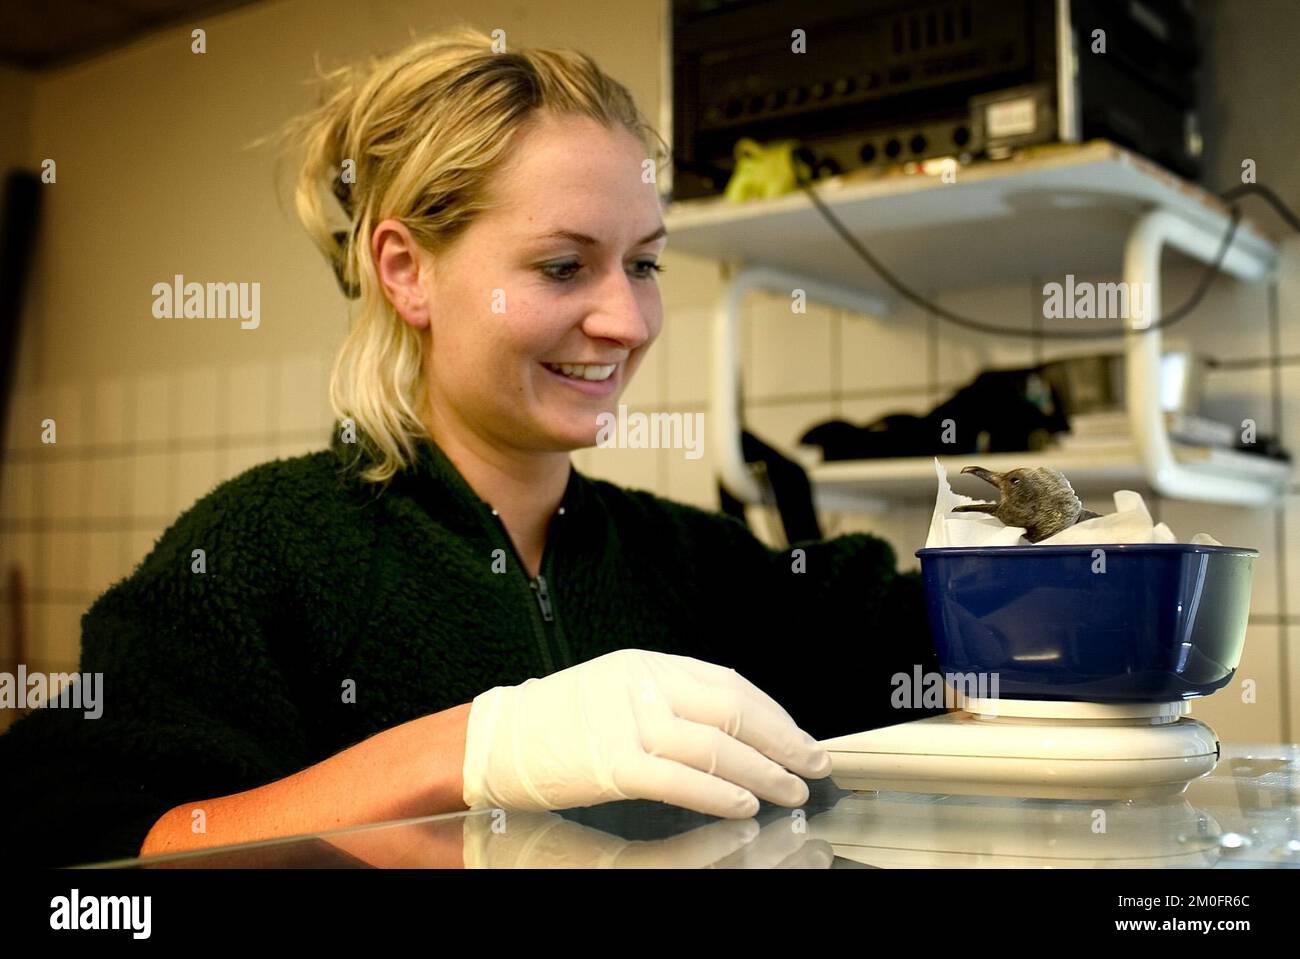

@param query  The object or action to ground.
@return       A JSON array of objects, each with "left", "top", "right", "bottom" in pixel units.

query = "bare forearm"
[{"left": 140, "top": 702, "right": 472, "bottom": 858}]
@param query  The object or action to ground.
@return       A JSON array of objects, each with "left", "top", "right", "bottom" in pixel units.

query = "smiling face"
[{"left": 406, "top": 110, "right": 667, "bottom": 455}]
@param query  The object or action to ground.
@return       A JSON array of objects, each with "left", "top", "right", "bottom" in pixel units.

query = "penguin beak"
[{"left": 960, "top": 466, "right": 1001, "bottom": 488}]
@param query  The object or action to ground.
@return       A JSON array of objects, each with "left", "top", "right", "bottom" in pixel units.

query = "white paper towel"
[{"left": 925, "top": 458, "right": 1223, "bottom": 547}]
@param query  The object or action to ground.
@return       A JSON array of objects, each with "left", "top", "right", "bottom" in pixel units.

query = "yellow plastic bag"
[{"left": 723, "top": 138, "right": 814, "bottom": 202}]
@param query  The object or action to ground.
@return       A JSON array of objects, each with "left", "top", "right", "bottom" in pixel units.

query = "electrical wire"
[
  {"left": 1222, "top": 182, "right": 1300, "bottom": 231},
  {"left": 794, "top": 169, "right": 1298, "bottom": 340}
]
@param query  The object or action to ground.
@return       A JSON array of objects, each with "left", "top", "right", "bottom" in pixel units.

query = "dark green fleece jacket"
[{"left": 0, "top": 424, "right": 943, "bottom": 866}]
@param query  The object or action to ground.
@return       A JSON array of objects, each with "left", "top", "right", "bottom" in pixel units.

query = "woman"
[{"left": 0, "top": 25, "right": 942, "bottom": 867}]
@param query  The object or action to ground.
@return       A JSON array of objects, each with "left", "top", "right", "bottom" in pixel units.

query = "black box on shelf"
[{"left": 669, "top": 0, "right": 1202, "bottom": 200}]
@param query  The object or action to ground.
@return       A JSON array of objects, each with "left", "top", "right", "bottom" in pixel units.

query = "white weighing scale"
[
  {"left": 809, "top": 792, "right": 1223, "bottom": 868},
  {"left": 823, "top": 697, "right": 1220, "bottom": 801}
]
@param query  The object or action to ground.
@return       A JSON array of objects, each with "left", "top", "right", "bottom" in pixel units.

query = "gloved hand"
[{"left": 461, "top": 648, "right": 832, "bottom": 819}]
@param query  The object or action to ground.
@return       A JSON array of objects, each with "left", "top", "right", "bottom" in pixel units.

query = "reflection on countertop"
[{"left": 91, "top": 743, "right": 1299, "bottom": 869}]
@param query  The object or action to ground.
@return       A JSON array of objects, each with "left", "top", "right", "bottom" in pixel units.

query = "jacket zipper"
[
  {"left": 531, "top": 576, "right": 554, "bottom": 622},
  {"left": 486, "top": 507, "right": 571, "bottom": 674},
  {"left": 537, "top": 546, "right": 572, "bottom": 670}
]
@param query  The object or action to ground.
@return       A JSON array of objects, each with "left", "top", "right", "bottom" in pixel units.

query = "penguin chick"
[{"left": 954, "top": 466, "right": 1101, "bottom": 543}]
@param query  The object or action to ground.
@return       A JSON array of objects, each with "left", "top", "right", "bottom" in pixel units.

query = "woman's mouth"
[{"left": 541, "top": 361, "right": 619, "bottom": 396}]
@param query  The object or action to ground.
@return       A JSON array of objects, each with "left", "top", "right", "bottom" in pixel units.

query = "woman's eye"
[
  {"left": 540, "top": 260, "right": 666, "bottom": 282},
  {"left": 541, "top": 261, "right": 581, "bottom": 282}
]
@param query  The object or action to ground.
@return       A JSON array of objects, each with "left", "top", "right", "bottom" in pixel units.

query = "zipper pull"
[{"left": 531, "top": 574, "right": 554, "bottom": 622}]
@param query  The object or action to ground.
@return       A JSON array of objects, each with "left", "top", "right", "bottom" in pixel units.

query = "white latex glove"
[{"left": 461, "top": 648, "right": 832, "bottom": 819}]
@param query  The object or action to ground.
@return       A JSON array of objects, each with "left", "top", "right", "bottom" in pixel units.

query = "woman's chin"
[
  {"left": 566, "top": 430, "right": 606, "bottom": 452},
  {"left": 539, "top": 408, "right": 620, "bottom": 448},
  {"left": 535, "top": 423, "right": 605, "bottom": 452}
]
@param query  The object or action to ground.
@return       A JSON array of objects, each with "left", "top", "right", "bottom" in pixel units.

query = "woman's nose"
[{"left": 581, "top": 269, "right": 656, "bottom": 348}]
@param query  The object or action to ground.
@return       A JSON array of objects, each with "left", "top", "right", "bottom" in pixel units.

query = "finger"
[
  {"left": 658, "top": 652, "right": 800, "bottom": 724},
  {"left": 611, "top": 821, "right": 760, "bottom": 869},
  {"left": 663, "top": 655, "right": 830, "bottom": 772},
  {"left": 708, "top": 829, "right": 833, "bottom": 869},
  {"left": 614, "top": 752, "right": 761, "bottom": 819},
  {"left": 654, "top": 658, "right": 830, "bottom": 780},
  {"left": 642, "top": 713, "right": 810, "bottom": 807},
  {"left": 773, "top": 841, "right": 836, "bottom": 869}
]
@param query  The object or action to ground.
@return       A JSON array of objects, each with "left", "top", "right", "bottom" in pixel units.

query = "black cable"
[
  {"left": 1221, "top": 182, "right": 1300, "bottom": 232},
  {"left": 794, "top": 168, "right": 1298, "bottom": 340},
  {"left": 1204, "top": 184, "right": 1300, "bottom": 370}
]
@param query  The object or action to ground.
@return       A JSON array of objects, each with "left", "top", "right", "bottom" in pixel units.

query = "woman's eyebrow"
[{"left": 534, "top": 225, "right": 668, "bottom": 247}]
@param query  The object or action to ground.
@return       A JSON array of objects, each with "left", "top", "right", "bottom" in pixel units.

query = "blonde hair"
[{"left": 276, "top": 24, "right": 667, "bottom": 485}]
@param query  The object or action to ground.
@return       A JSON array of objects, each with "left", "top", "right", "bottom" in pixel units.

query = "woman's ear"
[{"left": 372, "top": 218, "right": 431, "bottom": 329}]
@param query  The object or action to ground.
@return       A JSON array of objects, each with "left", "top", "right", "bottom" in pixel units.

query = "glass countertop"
[{"left": 81, "top": 742, "right": 1300, "bottom": 869}]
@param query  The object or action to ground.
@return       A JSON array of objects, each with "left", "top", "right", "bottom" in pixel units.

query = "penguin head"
[{"left": 959, "top": 465, "right": 1083, "bottom": 538}]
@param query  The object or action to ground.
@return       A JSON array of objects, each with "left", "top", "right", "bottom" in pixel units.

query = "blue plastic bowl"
[{"left": 914, "top": 544, "right": 1257, "bottom": 702}]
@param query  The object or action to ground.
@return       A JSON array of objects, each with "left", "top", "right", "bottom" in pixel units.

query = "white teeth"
[{"left": 546, "top": 363, "right": 616, "bottom": 382}]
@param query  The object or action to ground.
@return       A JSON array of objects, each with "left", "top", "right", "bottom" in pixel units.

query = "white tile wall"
[
  {"left": 660, "top": 304, "right": 712, "bottom": 407},
  {"left": 277, "top": 353, "right": 333, "bottom": 436},
  {"left": 1279, "top": 368, "right": 1300, "bottom": 457},
  {"left": 619, "top": 323, "right": 665, "bottom": 410},
  {"left": 89, "top": 377, "right": 128, "bottom": 446},
  {"left": 746, "top": 398, "right": 835, "bottom": 452},
  {"left": 131, "top": 370, "right": 171, "bottom": 444},
  {"left": 664, "top": 421, "right": 716, "bottom": 508},
  {"left": 1285, "top": 496, "right": 1300, "bottom": 605},
  {"left": 746, "top": 292, "right": 835, "bottom": 401},
  {"left": 0, "top": 352, "right": 336, "bottom": 672},
  {"left": 227, "top": 358, "right": 275, "bottom": 438},
  {"left": 42, "top": 457, "right": 84, "bottom": 522},
  {"left": 171, "top": 449, "right": 219, "bottom": 516},
  {"left": 839, "top": 299, "right": 931, "bottom": 394},
  {"left": 1289, "top": 626, "right": 1300, "bottom": 740},
  {"left": 1280, "top": 236, "right": 1300, "bottom": 355},
  {"left": 579, "top": 405, "right": 669, "bottom": 496},
  {"left": 1163, "top": 260, "right": 1272, "bottom": 362},
  {"left": 0, "top": 461, "right": 34, "bottom": 519},
  {"left": 1200, "top": 368, "right": 1275, "bottom": 439},
  {"left": 176, "top": 365, "right": 221, "bottom": 442},
  {"left": 224, "top": 442, "right": 279, "bottom": 479},
  {"left": 838, "top": 393, "right": 933, "bottom": 424},
  {"left": 85, "top": 457, "right": 125, "bottom": 521},
  {"left": 1187, "top": 625, "right": 1284, "bottom": 745},
  {"left": 934, "top": 280, "right": 1039, "bottom": 381},
  {"left": 128, "top": 453, "right": 169, "bottom": 519}
]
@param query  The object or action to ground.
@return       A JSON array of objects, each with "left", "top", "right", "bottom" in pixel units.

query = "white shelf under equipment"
[{"left": 662, "top": 141, "right": 1290, "bottom": 510}]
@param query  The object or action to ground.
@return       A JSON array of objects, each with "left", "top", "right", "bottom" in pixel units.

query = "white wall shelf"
[
  {"left": 662, "top": 139, "right": 1291, "bottom": 510},
  {"left": 800, "top": 444, "right": 1289, "bottom": 514}
]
